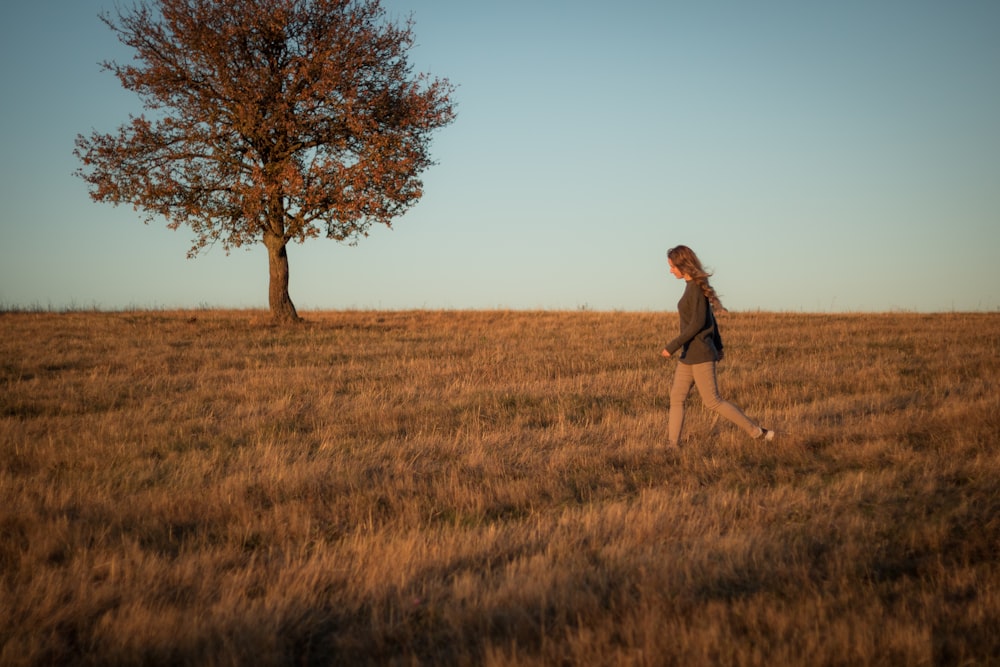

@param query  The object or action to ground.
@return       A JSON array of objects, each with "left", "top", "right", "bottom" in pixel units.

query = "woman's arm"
[{"left": 663, "top": 282, "right": 707, "bottom": 355}]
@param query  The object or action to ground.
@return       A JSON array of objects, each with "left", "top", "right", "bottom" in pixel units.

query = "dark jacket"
[{"left": 664, "top": 280, "right": 723, "bottom": 364}]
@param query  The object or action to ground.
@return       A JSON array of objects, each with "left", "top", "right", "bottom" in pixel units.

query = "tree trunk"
[{"left": 264, "top": 232, "right": 300, "bottom": 323}]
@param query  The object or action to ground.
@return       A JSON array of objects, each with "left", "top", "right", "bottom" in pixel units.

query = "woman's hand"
[{"left": 661, "top": 348, "right": 671, "bottom": 358}]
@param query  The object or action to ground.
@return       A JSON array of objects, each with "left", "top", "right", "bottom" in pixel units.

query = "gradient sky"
[{"left": 2, "top": 1, "right": 998, "bottom": 312}]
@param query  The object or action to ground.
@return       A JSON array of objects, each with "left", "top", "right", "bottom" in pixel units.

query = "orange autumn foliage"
[{"left": 75, "top": 0, "right": 455, "bottom": 322}]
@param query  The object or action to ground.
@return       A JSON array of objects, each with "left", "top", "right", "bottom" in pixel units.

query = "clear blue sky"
[{"left": 2, "top": 1, "right": 998, "bottom": 312}]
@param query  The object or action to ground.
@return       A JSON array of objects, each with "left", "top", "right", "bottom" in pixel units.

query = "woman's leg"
[
  {"left": 668, "top": 363, "right": 696, "bottom": 445},
  {"left": 691, "top": 362, "right": 763, "bottom": 438}
]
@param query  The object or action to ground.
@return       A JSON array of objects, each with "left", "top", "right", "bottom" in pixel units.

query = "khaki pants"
[{"left": 669, "top": 361, "right": 761, "bottom": 445}]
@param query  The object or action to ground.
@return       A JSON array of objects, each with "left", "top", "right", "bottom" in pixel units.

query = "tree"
[{"left": 75, "top": 0, "right": 455, "bottom": 322}]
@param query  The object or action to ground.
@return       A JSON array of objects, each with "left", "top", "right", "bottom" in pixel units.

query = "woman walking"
[{"left": 661, "top": 245, "right": 774, "bottom": 447}]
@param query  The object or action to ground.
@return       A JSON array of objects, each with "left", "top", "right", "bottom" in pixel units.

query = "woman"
[{"left": 660, "top": 245, "right": 774, "bottom": 447}]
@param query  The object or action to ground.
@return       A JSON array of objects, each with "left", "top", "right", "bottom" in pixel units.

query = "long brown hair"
[{"left": 667, "top": 245, "right": 727, "bottom": 314}]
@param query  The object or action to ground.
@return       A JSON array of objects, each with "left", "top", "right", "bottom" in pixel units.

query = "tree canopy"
[{"left": 75, "top": 0, "right": 455, "bottom": 322}]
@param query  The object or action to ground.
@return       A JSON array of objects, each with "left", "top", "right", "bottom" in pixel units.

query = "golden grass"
[{"left": 2, "top": 309, "right": 999, "bottom": 666}]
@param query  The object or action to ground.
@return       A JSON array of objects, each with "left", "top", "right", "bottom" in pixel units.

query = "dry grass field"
[{"left": 2, "top": 309, "right": 999, "bottom": 666}]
